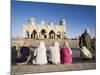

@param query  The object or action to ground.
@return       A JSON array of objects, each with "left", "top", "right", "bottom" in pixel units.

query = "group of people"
[
  {"left": 11, "top": 28, "right": 95, "bottom": 65},
  {"left": 12, "top": 41, "right": 72, "bottom": 65},
  {"left": 33, "top": 41, "right": 72, "bottom": 65}
]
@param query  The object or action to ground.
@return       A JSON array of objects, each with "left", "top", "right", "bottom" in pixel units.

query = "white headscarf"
[
  {"left": 38, "top": 41, "right": 45, "bottom": 48},
  {"left": 63, "top": 42, "right": 72, "bottom": 55},
  {"left": 33, "top": 41, "right": 47, "bottom": 65},
  {"left": 63, "top": 42, "right": 69, "bottom": 47},
  {"left": 49, "top": 41, "right": 60, "bottom": 64},
  {"left": 85, "top": 28, "right": 90, "bottom": 33},
  {"left": 53, "top": 41, "right": 59, "bottom": 47}
]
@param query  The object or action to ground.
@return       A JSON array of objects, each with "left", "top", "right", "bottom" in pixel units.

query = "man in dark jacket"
[{"left": 79, "top": 28, "right": 95, "bottom": 60}]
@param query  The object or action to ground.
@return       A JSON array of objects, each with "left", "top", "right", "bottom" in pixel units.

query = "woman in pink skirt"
[{"left": 60, "top": 42, "right": 72, "bottom": 64}]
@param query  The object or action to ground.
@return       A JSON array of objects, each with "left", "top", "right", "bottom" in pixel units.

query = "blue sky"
[{"left": 11, "top": 1, "right": 96, "bottom": 38}]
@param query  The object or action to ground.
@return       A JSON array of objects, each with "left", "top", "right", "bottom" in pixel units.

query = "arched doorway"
[
  {"left": 49, "top": 30, "right": 55, "bottom": 39},
  {"left": 31, "top": 30, "right": 37, "bottom": 39},
  {"left": 41, "top": 29, "right": 47, "bottom": 39},
  {"left": 25, "top": 31, "right": 29, "bottom": 39},
  {"left": 57, "top": 31, "right": 61, "bottom": 39}
]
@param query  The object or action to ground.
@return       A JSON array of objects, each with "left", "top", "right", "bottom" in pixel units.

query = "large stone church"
[{"left": 23, "top": 17, "right": 67, "bottom": 39}]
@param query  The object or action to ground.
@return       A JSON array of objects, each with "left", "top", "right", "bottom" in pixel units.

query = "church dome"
[
  {"left": 60, "top": 17, "right": 66, "bottom": 25},
  {"left": 28, "top": 17, "right": 35, "bottom": 25},
  {"left": 48, "top": 21, "right": 54, "bottom": 25}
]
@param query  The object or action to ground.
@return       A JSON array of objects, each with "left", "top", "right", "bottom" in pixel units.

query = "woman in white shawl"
[
  {"left": 32, "top": 41, "right": 47, "bottom": 65},
  {"left": 49, "top": 41, "right": 60, "bottom": 64}
]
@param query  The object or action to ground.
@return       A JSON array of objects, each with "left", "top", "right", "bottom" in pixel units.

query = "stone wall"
[{"left": 11, "top": 39, "right": 79, "bottom": 48}]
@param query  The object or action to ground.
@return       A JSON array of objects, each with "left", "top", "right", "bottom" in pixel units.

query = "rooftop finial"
[{"left": 60, "top": 16, "right": 66, "bottom": 25}]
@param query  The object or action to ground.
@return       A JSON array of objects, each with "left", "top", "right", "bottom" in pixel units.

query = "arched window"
[
  {"left": 41, "top": 29, "right": 47, "bottom": 39},
  {"left": 31, "top": 30, "right": 37, "bottom": 39},
  {"left": 49, "top": 30, "right": 55, "bottom": 39}
]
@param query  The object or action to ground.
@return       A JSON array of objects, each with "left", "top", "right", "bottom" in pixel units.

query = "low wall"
[
  {"left": 11, "top": 39, "right": 79, "bottom": 48},
  {"left": 11, "top": 63, "right": 96, "bottom": 74}
]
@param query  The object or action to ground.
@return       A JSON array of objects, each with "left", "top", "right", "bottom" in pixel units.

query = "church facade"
[{"left": 23, "top": 17, "right": 67, "bottom": 39}]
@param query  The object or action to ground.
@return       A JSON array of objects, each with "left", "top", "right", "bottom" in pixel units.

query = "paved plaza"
[{"left": 11, "top": 39, "right": 96, "bottom": 74}]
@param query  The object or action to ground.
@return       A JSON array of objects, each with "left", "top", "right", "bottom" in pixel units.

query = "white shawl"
[
  {"left": 49, "top": 41, "right": 60, "bottom": 64},
  {"left": 33, "top": 41, "right": 47, "bottom": 65}
]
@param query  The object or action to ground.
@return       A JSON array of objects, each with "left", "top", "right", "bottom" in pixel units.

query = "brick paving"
[{"left": 11, "top": 63, "right": 96, "bottom": 74}]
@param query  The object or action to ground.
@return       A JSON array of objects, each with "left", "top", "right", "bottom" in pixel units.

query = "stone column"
[
  {"left": 39, "top": 33, "right": 41, "bottom": 39},
  {"left": 36, "top": 32, "right": 39, "bottom": 39},
  {"left": 55, "top": 33, "right": 57, "bottom": 39},
  {"left": 29, "top": 32, "right": 31, "bottom": 39},
  {"left": 61, "top": 32, "right": 62, "bottom": 39}
]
